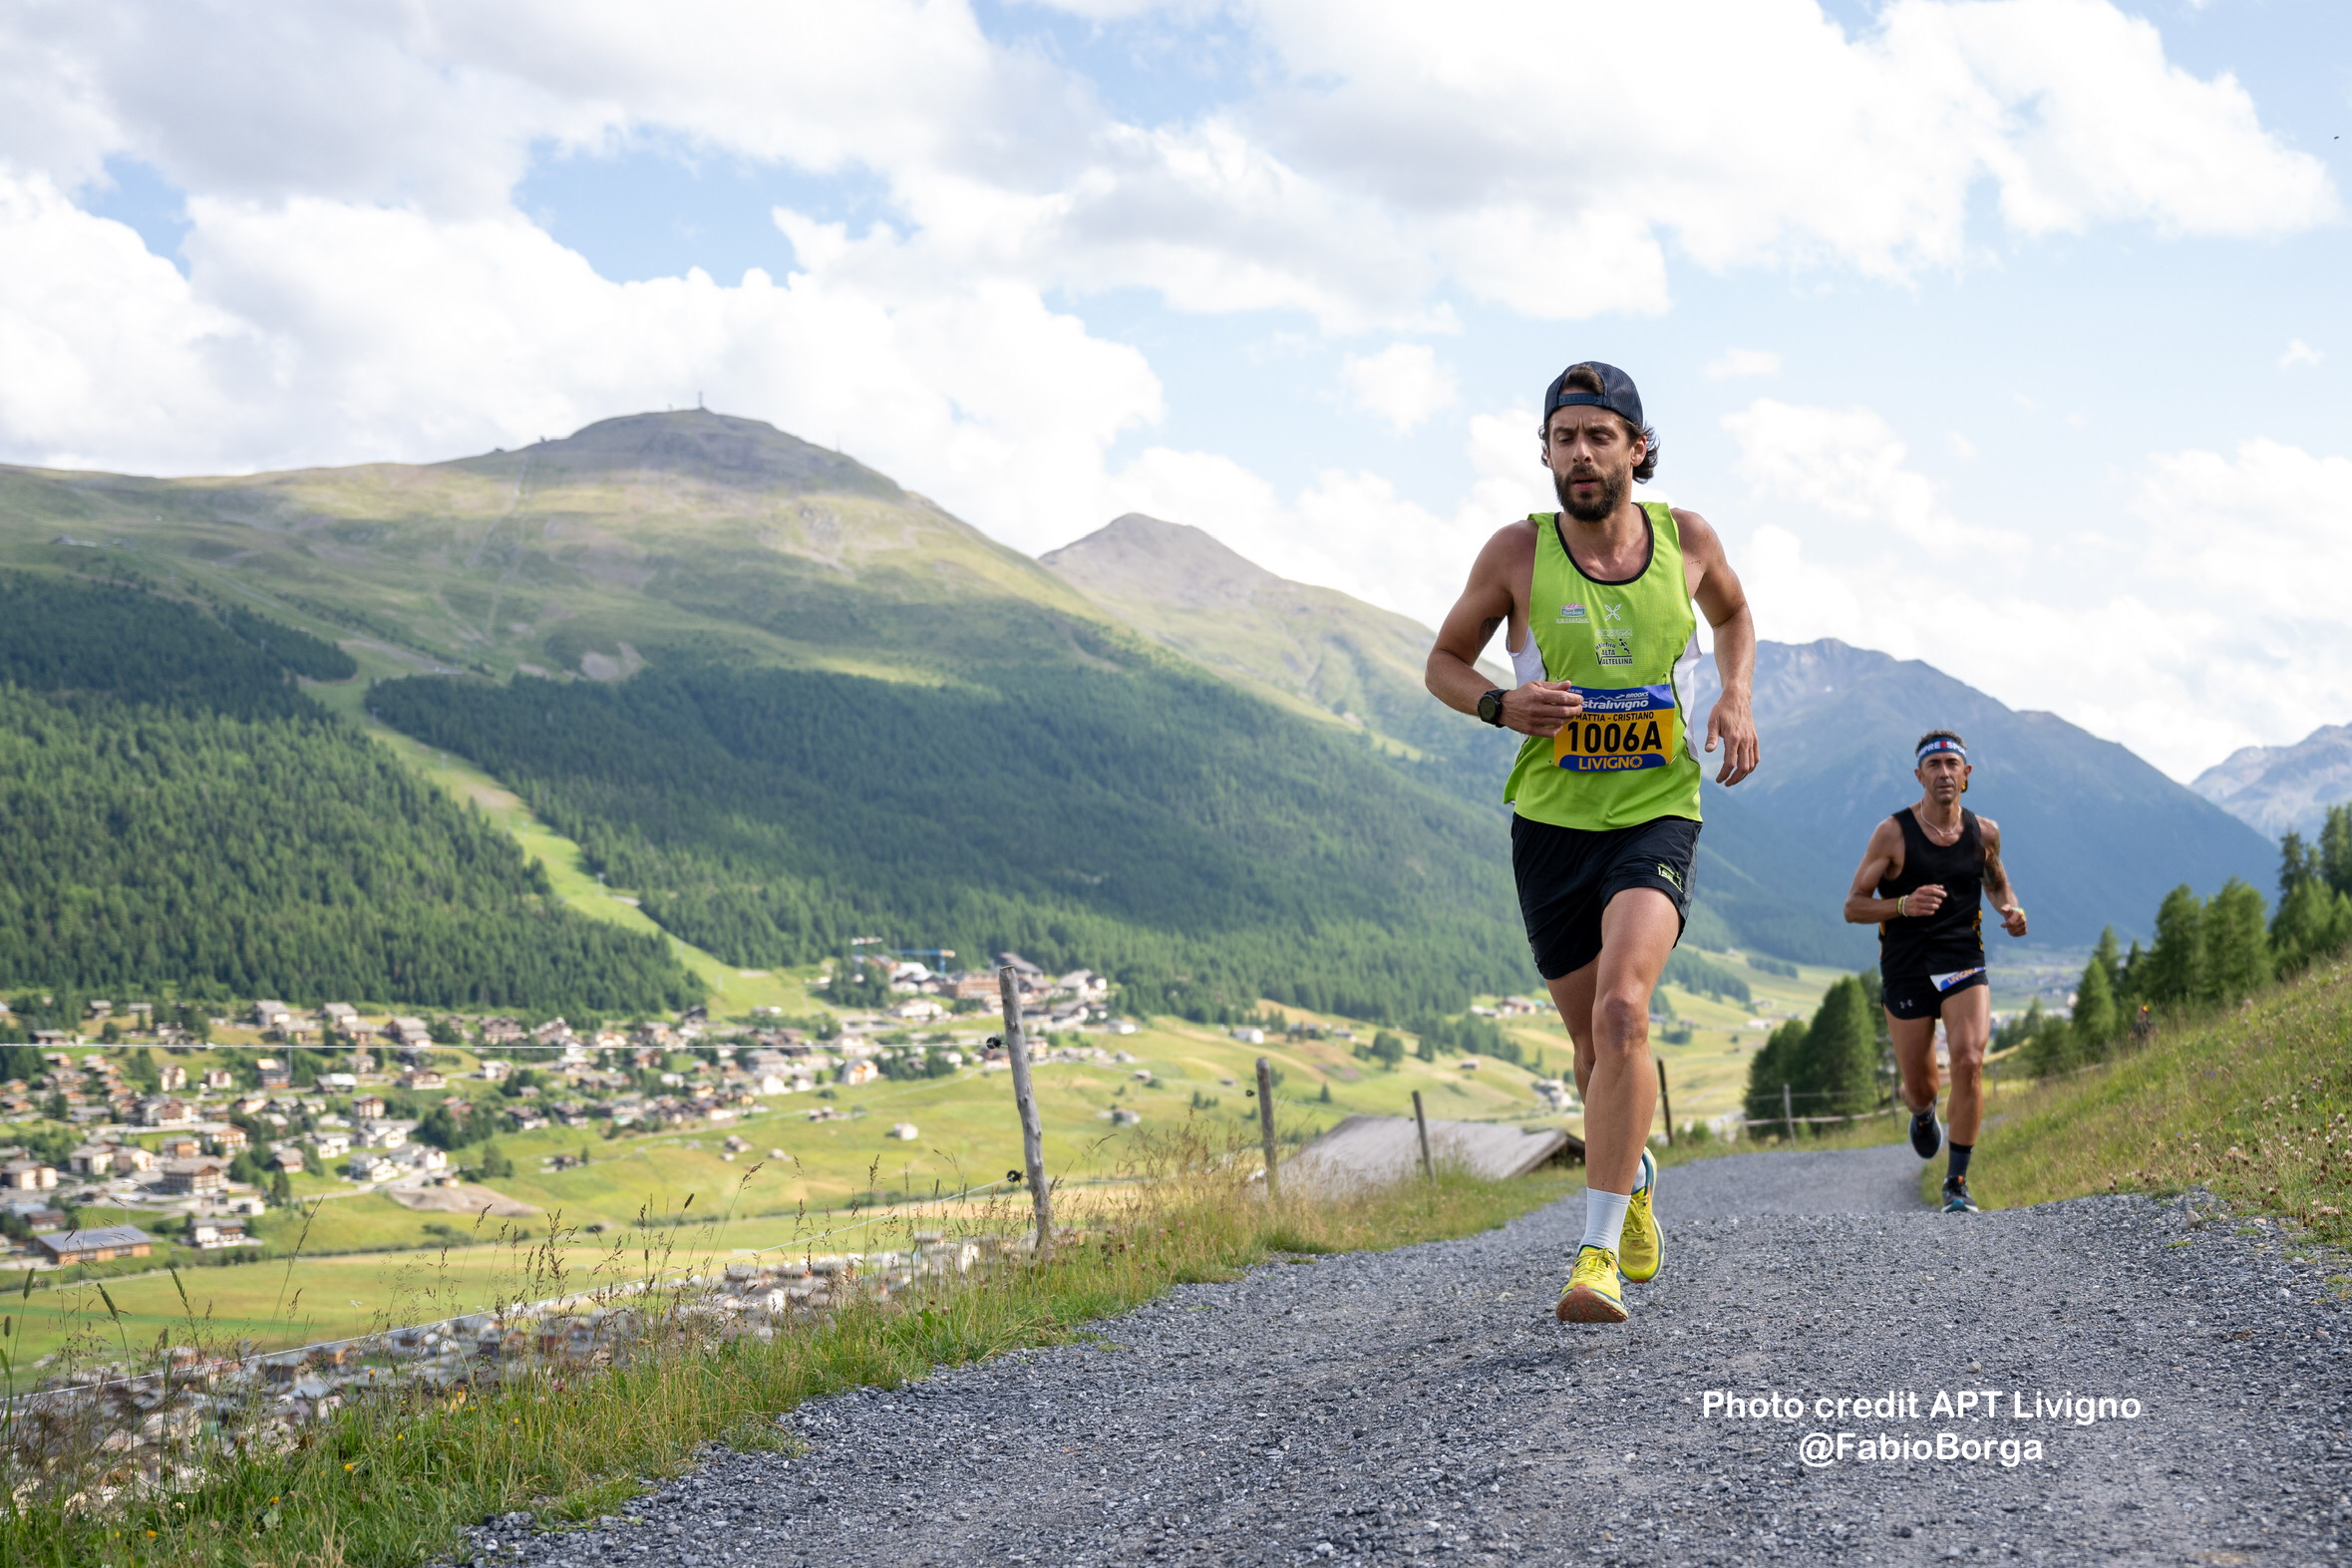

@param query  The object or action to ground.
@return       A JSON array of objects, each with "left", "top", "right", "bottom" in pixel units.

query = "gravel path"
[{"left": 473, "top": 1145, "right": 2352, "bottom": 1567}]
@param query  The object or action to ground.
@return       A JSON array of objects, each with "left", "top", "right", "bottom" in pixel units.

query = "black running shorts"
[
  {"left": 1880, "top": 966, "right": 1988, "bottom": 1021},
  {"left": 1511, "top": 813, "right": 1698, "bottom": 981}
]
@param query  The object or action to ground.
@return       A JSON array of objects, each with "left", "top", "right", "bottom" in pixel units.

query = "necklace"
[{"left": 1917, "top": 810, "right": 1964, "bottom": 846}]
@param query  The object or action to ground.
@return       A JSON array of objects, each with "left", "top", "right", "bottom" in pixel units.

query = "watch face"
[{"left": 1479, "top": 690, "right": 1503, "bottom": 724}]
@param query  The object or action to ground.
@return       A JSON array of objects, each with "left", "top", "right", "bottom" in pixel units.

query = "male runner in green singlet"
[
  {"left": 1841, "top": 732, "right": 2028, "bottom": 1213},
  {"left": 1427, "top": 362, "right": 1760, "bottom": 1324}
]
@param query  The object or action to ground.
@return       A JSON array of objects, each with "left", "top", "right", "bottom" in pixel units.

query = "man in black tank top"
[{"left": 1842, "top": 732, "right": 2028, "bottom": 1212}]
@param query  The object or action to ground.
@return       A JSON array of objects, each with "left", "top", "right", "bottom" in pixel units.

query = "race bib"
[
  {"left": 1552, "top": 685, "right": 1679, "bottom": 773},
  {"left": 1930, "top": 967, "right": 1985, "bottom": 993}
]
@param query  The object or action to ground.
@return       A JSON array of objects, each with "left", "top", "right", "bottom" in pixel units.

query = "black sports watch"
[{"left": 1477, "top": 688, "right": 1509, "bottom": 727}]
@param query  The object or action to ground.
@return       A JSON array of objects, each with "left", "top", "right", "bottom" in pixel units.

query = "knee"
[
  {"left": 1592, "top": 991, "right": 1650, "bottom": 1052},
  {"left": 1947, "top": 1049, "right": 1984, "bottom": 1082}
]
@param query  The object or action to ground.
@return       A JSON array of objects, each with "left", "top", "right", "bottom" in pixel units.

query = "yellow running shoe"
[
  {"left": 1555, "top": 1245, "right": 1628, "bottom": 1323},
  {"left": 1619, "top": 1147, "right": 1662, "bottom": 1284}
]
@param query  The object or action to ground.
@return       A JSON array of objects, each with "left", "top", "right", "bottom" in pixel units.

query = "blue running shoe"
[{"left": 1941, "top": 1176, "right": 1978, "bottom": 1213}]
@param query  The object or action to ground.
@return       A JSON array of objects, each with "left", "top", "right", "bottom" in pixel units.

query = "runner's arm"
[
  {"left": 1980, "top": 817, "right": 2028, "bottom": 937},
  {"left": 1842, "top": 819, "right": 1924, "bottom": 924},
  {"left": 1425, "top": 524, "right": 1581, "bottom": 737},
  {"left": 1674, "top": 508, "right": 1759, "bottom": 786}
]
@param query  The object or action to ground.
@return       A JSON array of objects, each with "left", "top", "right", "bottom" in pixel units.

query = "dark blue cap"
[{"left": 1543, "top": 361, "right": 1643, "bottom": 431}]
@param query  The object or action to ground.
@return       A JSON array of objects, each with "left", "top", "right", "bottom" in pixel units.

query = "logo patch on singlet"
[
  {"left": 1595, "top": 632, "right": 1634, "bottom": 667},
  {"left": 1556, "top": 602, "right": 1588, "bottom": 624}
]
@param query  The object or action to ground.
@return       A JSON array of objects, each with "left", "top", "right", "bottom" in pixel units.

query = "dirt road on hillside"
[{"left": 473, "top": 1144, "right": 2352, "bottom": 1567}]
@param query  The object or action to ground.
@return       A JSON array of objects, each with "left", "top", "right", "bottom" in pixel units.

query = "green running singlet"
[{"left": 1502, "top": 500, "right": 1704, "bottom": 832}]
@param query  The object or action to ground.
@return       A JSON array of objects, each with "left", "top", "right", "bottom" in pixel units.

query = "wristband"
[{"left": 1896, "top": 893, "right": 1909, "bottom": 917}]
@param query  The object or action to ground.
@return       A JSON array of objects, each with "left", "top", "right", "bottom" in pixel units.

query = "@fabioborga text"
[{"left": 1703, "top": 1391, "right": 2146, "bottom": 1469}]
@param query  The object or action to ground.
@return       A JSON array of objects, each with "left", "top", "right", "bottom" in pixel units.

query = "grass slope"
[
  {"left": 4, "top": 1165, "right": 1575, "bottom": 1568},
  {"left": 1040, "top": 512, "right": 1515, "bottom": 771},
  {"left": 5, "top": 1015, "right": 1566, "bottom": 1376},
  {"left": 0, "top": 412, "right": 1126, "bottom": 687},
  {"left": 1973, "top": 956, "right": 2352, "bottom": 1256}
]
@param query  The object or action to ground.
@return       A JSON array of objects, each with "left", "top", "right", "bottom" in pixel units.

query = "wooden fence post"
[
  {"left": 1410, "top": 1090, "right": 1435, "bottom": 1182},
  {"left": 1255, "top": 1057, "right": 1280, "bottom": 1203},
  {"left": 1655, "top": 1058, "right": 1675, "bottom": 1147},
  {"left": 1781, "top": 1082, "right": 1795, "bottom": 1140},
  {"left": 999, "top": 966, "right": 1052, "bottom": 1262}
]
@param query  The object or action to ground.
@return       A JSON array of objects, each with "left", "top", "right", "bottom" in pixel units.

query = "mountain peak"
[
  {"left": 2192, "top": 721, "right": 2352, "bottom": 837},
  {"left": 1041, "top": 513, "right": 1285, "bottom": 609},
  {"left": 442, "top": 410, "right": 903, "bottom": 499}
]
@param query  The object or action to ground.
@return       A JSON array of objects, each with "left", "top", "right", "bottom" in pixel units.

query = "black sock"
[{"left": 1947, "top": 1142, "right": 1973, "bottom": 1184}]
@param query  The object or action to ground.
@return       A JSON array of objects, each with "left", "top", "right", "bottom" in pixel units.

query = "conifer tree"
[
  {"left": 2070, "top": 958, "right": 2118, "bottom": 1063},
  {"left": 1800, "top": 975, "right": 1881, "bottom": 1117},
  {"left": 2272, "top": 877, "right": 2352, "bottom": 976},
  {"left": 2140, "top": 885, "right": 2205, "bottom": 1005},
  {"left": 2322, "top": 804, "right": 2352, "bottom": 897},
  {"left": 2200, "top": 877, "right": 2271, "bottom": 1004},
  {"left": 1744, "top": 1020, "right": 1807, "bottom": 1133},
  {"left": 2089, "top": 926, "right": 2123, "bottom": 999}
]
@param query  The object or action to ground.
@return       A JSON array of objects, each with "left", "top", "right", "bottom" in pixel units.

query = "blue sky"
[{"left": 2, "top": 0, "right": 2348, "bottom": 780}]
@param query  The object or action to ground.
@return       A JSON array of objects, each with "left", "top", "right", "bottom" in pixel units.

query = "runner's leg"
[
  {"left": 1545, "top": 887, "right": 1674, "bottom": 1196},
  {"left": 1548, "top": 966, "right": 1597, "bottom": 1108},
  {"left": 1888, "top": 1011, "right": 1941, "bottom": 1118},
  {"left": 1938, "top": 983, "right": 1991, "bottom": 1145}
]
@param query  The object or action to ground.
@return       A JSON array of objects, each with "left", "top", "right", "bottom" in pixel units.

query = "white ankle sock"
[
  {"left": 1631, "top": 1153, "right": 1650, "bottom": 1194},
  {"left": 1581, "top": 1188, "right": 1631, "bottom": 1254}
]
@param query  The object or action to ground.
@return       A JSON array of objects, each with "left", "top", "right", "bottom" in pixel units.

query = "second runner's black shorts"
[
  {"left": 1512, "top": 813, "right": 1698, "bottom": 981},
  {"left": 1880, "top": 966, "right": 1988, "bottom": 1021}
]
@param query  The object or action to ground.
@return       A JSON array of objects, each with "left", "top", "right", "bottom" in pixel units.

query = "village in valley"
[
  {"left": 0, "top": 953, "right": 1138, "bottom": 1269},
  {"left": 0, "top": 934, "right": 1849, "bottom": 1429}
]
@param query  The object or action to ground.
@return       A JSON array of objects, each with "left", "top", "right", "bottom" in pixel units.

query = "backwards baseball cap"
[{"left": 1543, "top": 361, "right": 1644, "bottom": 431}]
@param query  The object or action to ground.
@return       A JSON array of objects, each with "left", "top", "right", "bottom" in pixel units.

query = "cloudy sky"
[{"left": 3, "top": 0, "right": 2347, "bottom": 781}]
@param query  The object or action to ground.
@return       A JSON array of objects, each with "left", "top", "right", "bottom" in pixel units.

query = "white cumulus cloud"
[
  {"left": 1721, "top": 399, "right": 2024, "bottom": 557},
  {"left": 1337, "top": 343, "right": 1459, "bottom": 435},
  {"left": 1721, "top": 400, "right": 2352, "bottom": 778},
  {"left": 1706, "top": 349, "right": 1782, "bottom": 380}
]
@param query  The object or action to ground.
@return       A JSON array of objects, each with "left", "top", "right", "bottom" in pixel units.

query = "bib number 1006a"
[{"left": 1552, "top": 684, "right": 1678, "bottom": 773}]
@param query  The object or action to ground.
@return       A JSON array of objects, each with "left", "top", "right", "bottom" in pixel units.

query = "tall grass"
[
  {"left": 0, "top": 1125, "right": 1572, "bottom": 1568},
  {"left": 1971, "top": 957, "right": 2352, "bottom": 1246}
]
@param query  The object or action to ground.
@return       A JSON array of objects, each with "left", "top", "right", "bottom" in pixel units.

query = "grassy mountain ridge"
[
  {"left": 368, "top": 651, "right": 1534, "bottom": 1021},
  {"left": 1041, "top": 512, "right": 1514, "bottom": 767},
  {"left": 1, "top": 413, "right": 1558, "bottom": 1019},
  {"left": 0, "top": 411, "right": 1116, "bottom": 686},
  {"left": 0, "top": 412, "right": 2277, "bottom": 1001}
]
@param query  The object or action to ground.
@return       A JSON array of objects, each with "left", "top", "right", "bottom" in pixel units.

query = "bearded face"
[
  {"left": 1554, "top": 463, "right": 1628, "bottom": 523},
  {"left": 1542, "top": 408, "right": 1642, "bottom": 523}
]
